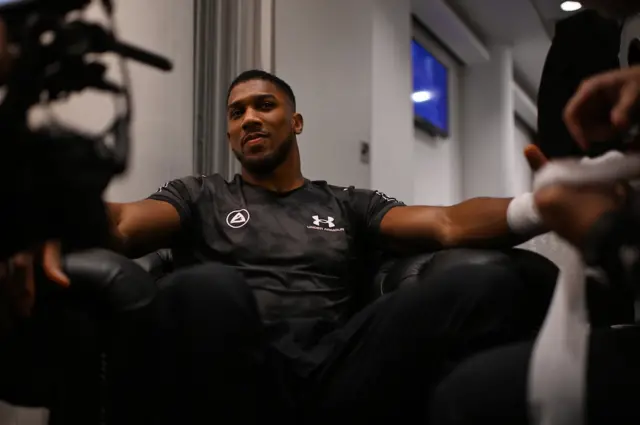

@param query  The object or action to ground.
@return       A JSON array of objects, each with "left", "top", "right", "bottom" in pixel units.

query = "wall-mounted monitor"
[{"left": 411, "top": 38, "right": 449, "bottom": 138}]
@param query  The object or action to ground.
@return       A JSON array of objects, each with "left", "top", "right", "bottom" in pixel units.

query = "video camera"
[{"left": 0, "top": 0, "right": 172, "bottom": 259}]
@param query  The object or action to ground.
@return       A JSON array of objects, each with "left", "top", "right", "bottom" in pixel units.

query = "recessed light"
[{"left": 560, "top": 1, "right": 582, "bottom": 12}]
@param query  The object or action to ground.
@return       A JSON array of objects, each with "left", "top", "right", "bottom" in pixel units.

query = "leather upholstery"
[
  {"left": 133, "top": 247, "right": 559, "bottom": 300},
  {"left": 376, "top": 248, "right": 558, "bottom": 294},
  {"left": 132, "top": 249, "right": 174, "bottom": 282},
  {"left": 63, "top": 248, "right": 156, "bottom": 313}
]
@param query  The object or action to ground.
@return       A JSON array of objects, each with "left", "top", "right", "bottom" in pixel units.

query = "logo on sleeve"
[
  {"left": 226, "top": 209, "right": 250, "bottom": 228},
  {"left": 308, "top": 215, "right": 344, "bottom": 232},
  {"left": 156, "top": 181, "right": 170, "bottom": 193},
  {"left": 374, "top": 190, "right": 398, "bottom": 203}
]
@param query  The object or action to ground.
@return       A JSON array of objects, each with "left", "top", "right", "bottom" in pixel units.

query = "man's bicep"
[
  {"left": 111, "top": 199, "right": 181, "bottom": 257},
  {"left": 347, "top": 188, "right": 405, "bottom": 233}
]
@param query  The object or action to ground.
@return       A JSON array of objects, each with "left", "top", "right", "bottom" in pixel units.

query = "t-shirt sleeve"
[
  {"left": 345, "top": 187, "right": 405, "bottom": 235},
  {"left": 147, "top": 175, "right": 205, "bottom": 227}
]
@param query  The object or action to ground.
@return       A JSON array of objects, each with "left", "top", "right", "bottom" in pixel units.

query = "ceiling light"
[
  {"left": 412, "top": 91, "right": 434, "bottom": 103},
  {"left": 560, "top": 1, "right": 582, "bottom": 12}
]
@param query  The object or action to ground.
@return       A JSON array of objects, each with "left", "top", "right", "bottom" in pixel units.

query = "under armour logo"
[
  {"left": 226, "top": 209, "right": 250, "bottom": 228},
  {"left": 312, "top": 215, "right": 335, "bottom": 228}
]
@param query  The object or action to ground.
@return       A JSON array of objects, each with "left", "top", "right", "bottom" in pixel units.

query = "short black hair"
[{"left": 227, "top": 69, "right": 297, "bottom": 110}]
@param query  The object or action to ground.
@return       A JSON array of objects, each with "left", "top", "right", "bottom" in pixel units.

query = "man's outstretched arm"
[
  {"left": 379, "top": 146, "right": 549, "bottom": 251},
  {"left": 380, "top": 198, "right": 536, "bottom": 251}
]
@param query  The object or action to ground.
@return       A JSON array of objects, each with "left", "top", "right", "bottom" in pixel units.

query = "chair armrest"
[
  {"left": 378, "top": 248, "right": 559, "bottom": 296},
  {"left": 63, "top": 249, "right": 156, "bottom": 313},
  {"left": 133, "top": 249, "right": 173, "bottom": 281}
]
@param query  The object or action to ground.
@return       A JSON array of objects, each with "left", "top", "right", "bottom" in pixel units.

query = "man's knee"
[
  {"left": 158, "top": 263, "right": 260, "bottom": 326},
  {"left": 397, "top": 263, "right": 547, "bottom": 340},
  {"left": 411, "top": 263, "right": 526, "bottom": 307}
]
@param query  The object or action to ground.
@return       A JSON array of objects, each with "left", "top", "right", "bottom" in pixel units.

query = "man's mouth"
[{"left": 242, "top": 132, "right": 269, "bottom": 146}]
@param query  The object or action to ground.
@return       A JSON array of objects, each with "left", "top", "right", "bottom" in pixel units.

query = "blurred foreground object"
[{"left": 0, "top": 0, "right": 173, "bottom": 259}]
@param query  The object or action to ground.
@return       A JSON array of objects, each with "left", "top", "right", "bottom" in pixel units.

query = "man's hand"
[
  {"left": 0, "top": 241, "right": 69, "bottom": 334},
  {"left": 524, "top": 144, "right": 627, "bottom": 248},
  {"left": 564, "top": 66, "right": 640, "bottom": 150}
]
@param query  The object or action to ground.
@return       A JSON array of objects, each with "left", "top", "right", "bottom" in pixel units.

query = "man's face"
[
  {"left": 227, "top": 79, "right": 303, "bottom": 175},
  {"left": 582, "top": 0, "right": 640, "bottom": 18}
]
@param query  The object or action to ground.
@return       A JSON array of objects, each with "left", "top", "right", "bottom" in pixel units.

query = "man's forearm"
[
  {"left": 443, "top": 197, "right": 543, "bottom": 248},
  {"left": 380, "top": 197, "right": 545, "bottom": 253}
]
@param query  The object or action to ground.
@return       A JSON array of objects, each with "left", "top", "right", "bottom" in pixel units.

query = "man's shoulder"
[
  {"left": 307, "top": 180, "right": 398, "bottom": 201},
  {"left": 200, "top": 173, "right": 236, "bottom": 185},
  {"left": 158, "top": 173, "right": 236, "bottom": 196},
  {"left": 307, "top": 179, "right": 355, "bottom": 198}
]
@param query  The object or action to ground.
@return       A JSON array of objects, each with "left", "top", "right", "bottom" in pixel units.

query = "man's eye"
[
  {"left": 261, "top": 101, "right": 275, "bottom": 109},
  {"left": 230, "top": 109, "right": 243, "bottom": 119}
]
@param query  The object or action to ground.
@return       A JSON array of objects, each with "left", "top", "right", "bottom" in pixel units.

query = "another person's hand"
[
  {"left": 564, "top": 66, "right": 640, "bottom": 150},
  {"left": 0, "top": 241, "right": 69, "bottom": 335},
  {"left": 524, "top": 144, "right": 627, "bottom": 248}
]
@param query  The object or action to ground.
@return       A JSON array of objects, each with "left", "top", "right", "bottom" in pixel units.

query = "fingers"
[
  {"left": 611, "top": 80, "right": 640, "bottom": 129},
  {"left": 524, "top": 144, "right": 548, "bottom": 171},
  {"left": 564, "top": 78, "right": 601, "bottom": 148},
  {"left": 564, "top": 67, "right": 640, "bottom": 149},
  {"left": 42, "top": 240, "right": 69, "bottom": 288}
]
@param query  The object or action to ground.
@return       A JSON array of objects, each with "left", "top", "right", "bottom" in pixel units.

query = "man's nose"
[{"left": 241, "top": 108, "right": 262, "bottom": 131}]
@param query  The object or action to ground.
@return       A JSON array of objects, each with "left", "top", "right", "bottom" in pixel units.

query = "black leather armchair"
[
  {"left": 129, "top": 247, "right": 559, "bottom": 309},
  {"left": 24, "top": 247, "right": 558, "bottom": 424}
]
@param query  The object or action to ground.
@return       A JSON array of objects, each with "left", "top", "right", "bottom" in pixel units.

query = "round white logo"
[{"left": 226, "top": 209, "right": 250, "bottom": 228}]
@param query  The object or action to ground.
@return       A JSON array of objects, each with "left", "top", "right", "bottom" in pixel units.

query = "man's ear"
[
  {"left": 226, "top": 131, "right": 231, "bottom": 141},
  {"left": 292, "top": 113, "right": 304, "bottom": 135}
]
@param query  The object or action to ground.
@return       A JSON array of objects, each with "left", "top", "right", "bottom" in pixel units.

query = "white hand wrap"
[{"left": 506, "top": 192, "right": 543, "bottom": 236}]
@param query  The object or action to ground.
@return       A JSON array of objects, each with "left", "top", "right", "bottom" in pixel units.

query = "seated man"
[
  {"left": 102, "top": 70, "right": 556, "bottom": 424},
  {"left": 3, "top": 68, "right": 555, "bottom": 423}
]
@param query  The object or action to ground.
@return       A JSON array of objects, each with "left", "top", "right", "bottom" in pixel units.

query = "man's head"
[
  {"left": 581, "top": 0, "right": 640, "bottom": 19},
  {"left": 226, "top": 70, "right": 304, "bottom": 175}
]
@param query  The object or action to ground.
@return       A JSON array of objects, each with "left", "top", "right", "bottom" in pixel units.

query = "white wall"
[
  {"left": 274, "top": 0, "right": 538, "bottom": 205},
  {"left": 274, "top": 0, "right": 414, "bottom": 202},
  {"left": 37, "top": 0, "right": 195, "bottom": 203},
  {"left": 370, "top": 0, "right": 414, "bottom": 204},
  {"left": 460, "top": 44, "right": 516, "bottom": 198},
  {"left": 512, "top": 118, "right": 534, "bottom": 192},
  {"left": 412, "top": 26, "right": 463, "bottom": 206},
  {"left": 274, "top": 0, "right": 372, "bottom": 190},
  {"left": 106, "top": 0, "right": 194, "bottom": 201}
]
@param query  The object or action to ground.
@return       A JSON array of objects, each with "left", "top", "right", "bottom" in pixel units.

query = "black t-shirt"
[{"left": 148, "top": 174, "right": 404, "bottom": 372}]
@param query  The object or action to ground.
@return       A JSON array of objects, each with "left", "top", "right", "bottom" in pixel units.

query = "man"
[
  {"left": 429, "top": 2, "right": 640, "bottom": 424},
  {"left": 2, "top": 70, "right": 552, "bottom": 424},
  {"left": 64, "top": 69, "right": 555, "bottom": 424}
]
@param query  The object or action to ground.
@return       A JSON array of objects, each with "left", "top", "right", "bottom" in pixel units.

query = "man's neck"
[{"left": 241, "top": 155, "right": 305, "bottom": 193}]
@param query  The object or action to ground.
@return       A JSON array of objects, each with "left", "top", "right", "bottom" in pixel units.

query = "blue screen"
[{"left": 411, "top": 39, "right": 448, "bottom": 135}]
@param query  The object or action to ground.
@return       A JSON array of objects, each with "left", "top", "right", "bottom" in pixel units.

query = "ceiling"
[
  {"left": 533, "top": 0, "right": 583, "bottom": 21},
  {"left": 444, "top": 0, "right": 582, "bottom": 98}
]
